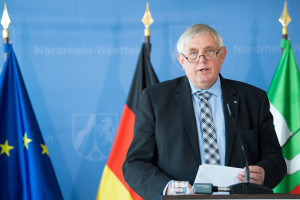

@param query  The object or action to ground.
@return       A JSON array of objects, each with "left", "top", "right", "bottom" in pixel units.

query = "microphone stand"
[{"left": 226, "top": 104, "right": 273, "bottom": 194}]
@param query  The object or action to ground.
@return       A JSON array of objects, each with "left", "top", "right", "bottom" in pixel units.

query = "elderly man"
[{"left": 123, "top": 24, "right": 286, "bottom": 200}]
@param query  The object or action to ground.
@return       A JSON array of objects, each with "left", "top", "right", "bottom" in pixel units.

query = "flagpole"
[
  {"left": 279, "top": 0, "right": 291, "bottom": 40},
  {"left": 142, "top": 2, "right": 153, "bottom": 60},
  {"left": 1, "top": 3, "right": 11, "bottom": 62}
]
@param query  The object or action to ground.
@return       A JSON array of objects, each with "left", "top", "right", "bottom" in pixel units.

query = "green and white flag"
[{"left": 268, "top": 38, "right": 300, "bottom": 194}]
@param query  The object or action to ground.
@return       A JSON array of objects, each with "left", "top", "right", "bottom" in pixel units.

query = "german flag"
[{"left": 97, "top": 43, "right": 159, "bottom": 200}]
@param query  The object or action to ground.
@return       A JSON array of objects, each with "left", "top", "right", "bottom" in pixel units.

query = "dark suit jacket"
[{"left": 122, "top": 75, "right": 286, "bottom": 200}]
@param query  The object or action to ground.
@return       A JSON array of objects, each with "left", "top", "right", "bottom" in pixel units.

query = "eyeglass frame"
[{"left": 181, "top": 47, "right": 223, "bottom": 63}]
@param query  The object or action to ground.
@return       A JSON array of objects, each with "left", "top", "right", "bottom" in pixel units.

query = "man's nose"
[{"left": 198, "top": 55, "right": 207, "bottom": 63}]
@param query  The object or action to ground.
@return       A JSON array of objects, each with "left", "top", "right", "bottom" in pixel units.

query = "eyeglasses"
[{"left": 181, "top": 47, "right": 222, "bottom": 63}]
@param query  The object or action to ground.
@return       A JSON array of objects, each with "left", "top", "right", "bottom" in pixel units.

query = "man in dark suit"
[{"left": 122, "top": 24, "right": 286, "bottom": 200}]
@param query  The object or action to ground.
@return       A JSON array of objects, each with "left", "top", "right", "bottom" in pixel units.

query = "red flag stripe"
[
  {"left": 290, "top": 184, "right": 300, "bottom": 194},
  {"left": 106, "top": 104, "right": 143, "bottom": 200},
  {"left": 106, "top": 104, "right": 135, "bottom": 173}
]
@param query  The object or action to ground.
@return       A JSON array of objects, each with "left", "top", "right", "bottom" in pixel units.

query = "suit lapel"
[
  {"left": 220, "top": 76, "right": 240, "bottom": 166},
  {"left": 175, "top": 77, "right": 201, "bottom": 164}
]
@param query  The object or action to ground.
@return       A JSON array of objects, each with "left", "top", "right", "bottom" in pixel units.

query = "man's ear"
[
  {"left": 220, "top": 47, "right": 227, "bottom": 64},
  {"left": 177, "top": 54, "right": 185, "bottom": 66}
]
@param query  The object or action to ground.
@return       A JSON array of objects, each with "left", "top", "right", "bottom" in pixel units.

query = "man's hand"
[
  {"left": 166, "top": 182, "right": 193, "bottom": 195},
  {"left": 237, "top": 165, "right": 265, "bottom": 185}
]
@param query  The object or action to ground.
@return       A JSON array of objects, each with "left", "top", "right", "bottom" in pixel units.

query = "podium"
[{"left": 161, "top": 194, "right": 300, "bottom": 199}]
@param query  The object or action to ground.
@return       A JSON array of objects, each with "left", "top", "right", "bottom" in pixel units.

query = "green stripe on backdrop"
[
  {"left": 282, "top": 131, "right": 300, "bottom": 160},
  {"left": 274, "top": 170, "right": 300, "bottom": 193}
]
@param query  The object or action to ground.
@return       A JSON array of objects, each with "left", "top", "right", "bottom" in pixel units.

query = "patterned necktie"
[{"left": 196, "top": 91, "right": 220, "bottom": 165}]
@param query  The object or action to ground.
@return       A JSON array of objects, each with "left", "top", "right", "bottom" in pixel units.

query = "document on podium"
[{"left": 194, "top": 164, "right": 244, "bottom": 191}]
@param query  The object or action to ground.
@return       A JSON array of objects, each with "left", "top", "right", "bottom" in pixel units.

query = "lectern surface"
[{"left": 161, "top": 194, "right": 300, "bottom": 200}]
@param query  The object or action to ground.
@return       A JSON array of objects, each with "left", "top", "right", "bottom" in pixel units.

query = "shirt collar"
[{"left": 189, "top": 76, "right": 222, "bottom": 97}]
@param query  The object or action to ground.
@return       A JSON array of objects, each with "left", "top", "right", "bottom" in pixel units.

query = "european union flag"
[{"left": 0, "top": 44, "right": 63, "bottom": 199}]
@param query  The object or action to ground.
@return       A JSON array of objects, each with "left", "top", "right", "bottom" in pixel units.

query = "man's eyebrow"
[
  {"left": 187, "top": 46, "right": 218, "bottom": 52},
  {"left": 188, "top": 48, "right": 199, "bottom": 52},
  {"left": 204, "top": 46, "right": 218, "bottom": 50}
]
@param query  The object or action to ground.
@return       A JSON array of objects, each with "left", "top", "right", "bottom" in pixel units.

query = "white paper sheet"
[{"left": 194, "top": 164, "right": 244, "bottom": 194}]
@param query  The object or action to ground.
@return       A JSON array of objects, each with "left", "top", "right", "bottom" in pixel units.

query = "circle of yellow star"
[
  {"left": 23, "top": 133, "right": 32, "bottom": 149},
  {"left": 40, "top": 144, "right": 49, "bottom": 157},
  {"left": 0, "top": 140, "right": 14, "bottom": 157}
]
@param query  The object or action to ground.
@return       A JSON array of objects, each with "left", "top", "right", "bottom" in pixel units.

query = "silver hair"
[{"left": 176, "top": 24, "right": 224, "bottom": 54}]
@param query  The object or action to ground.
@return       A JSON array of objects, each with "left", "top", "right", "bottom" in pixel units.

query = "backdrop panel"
[{"left": 1, "top": 0, "right": 300, "bottom": 199}]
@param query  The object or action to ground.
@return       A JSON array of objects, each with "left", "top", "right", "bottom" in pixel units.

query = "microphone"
[
  {"left": 226, "top": 103, "right": 250, "bottom": 183},
  {"left": 225, "top": 103, "right": 273, "bottom": 194}
]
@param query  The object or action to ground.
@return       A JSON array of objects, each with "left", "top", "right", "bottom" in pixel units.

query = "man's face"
[{"left": 177, "top": 33, "right": 227, "bottom": 89}]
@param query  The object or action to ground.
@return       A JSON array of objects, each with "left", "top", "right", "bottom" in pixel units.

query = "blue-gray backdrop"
[{"left": 2, "top": 0, "right": 300, "bottom": 199}]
